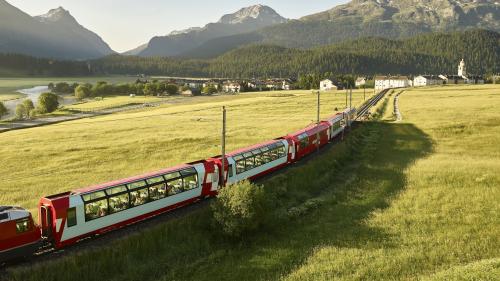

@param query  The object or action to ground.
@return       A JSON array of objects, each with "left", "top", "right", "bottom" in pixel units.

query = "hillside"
[
  {"left": 0, "top": 1, "right": 114, "bottom": 60},
  {"left": 132, "top": 5, "right": 287, "bottom": 58},
  {"left": 94, "top": 29, "right": 500, "bottom": 77},
  {"left": 1, "top": 30, "right": 498, "bottom": 78},
  {"left": 179, "top": 0, "right": 500, "bottom": 57}
]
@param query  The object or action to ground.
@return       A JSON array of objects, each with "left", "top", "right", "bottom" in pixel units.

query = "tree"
[
  {"left": 75, "top": 85, "right": 91, "bottom": 100},
  {"left": 22, "top": 99, "right": 35, "bottom": 119},
  {"left": 165, "top": 84, "right": 179, "bottom": 95},
  {"left": 202, "top": 85, "right": 218, "bottom": 95},
  {"left": 211, "top": 181, "right": 268, "bottom": 238},
  {"left": 0, "top": 101, "right": 8, "bottom": 120},
  {"left": 143, "top": 83, "right": 157, "bottom": 96},
  {"left": 37, "top": 92, "right": 59, "bottom": 113},
  {"left": 15, "top": 104, "right": 26, "bottom": 119}
]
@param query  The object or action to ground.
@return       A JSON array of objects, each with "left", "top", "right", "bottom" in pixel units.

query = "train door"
[
  {"left": 40, "top": 205, "right": 53, "bottom": 240},
  {"left": 211, "top": 165, "right": 219, "bottom": 192}
]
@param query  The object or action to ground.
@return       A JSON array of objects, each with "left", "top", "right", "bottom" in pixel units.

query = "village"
[{"left": 159, "top": 59, "right": 487, "bottom": 95}]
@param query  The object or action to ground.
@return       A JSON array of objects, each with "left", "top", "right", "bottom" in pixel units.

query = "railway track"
[
  {"left": 355, "top": 88, "right": 391, "bottom": 121},
  {"left": 1, "top": 88, "right": 390, "bottom": 273}
]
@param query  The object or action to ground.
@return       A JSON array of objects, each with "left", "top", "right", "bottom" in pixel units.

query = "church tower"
[{"left": 458, "top": 59, "right": 466, "bottom": 77}]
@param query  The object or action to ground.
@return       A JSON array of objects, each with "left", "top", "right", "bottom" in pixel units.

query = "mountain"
[
  {"left": 133, "top": 4, "right": 287, "bottom": 57},
  {"left": 0, "top": 1, "right": 114, "bottom": 60},
  {"left": 256, "top": 0, "right": 500, "bottom": 48},
  {"left": 88, "top": 29, "right": 499, "bottom": 78}
]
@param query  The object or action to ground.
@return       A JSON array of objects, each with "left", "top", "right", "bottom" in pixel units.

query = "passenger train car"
[{"left": 1, "top": 106, "right": 356, "bottom": 262}]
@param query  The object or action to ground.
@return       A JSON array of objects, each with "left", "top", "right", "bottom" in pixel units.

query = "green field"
[
  {"left": 65, "top": 95, "right": 170, "bottom": 111},
  {"left": 3, "top": 84, "right": 499, "bottom": 280},
  {"left": 0, "top": 88, "right": 371, "bottom": 217}
]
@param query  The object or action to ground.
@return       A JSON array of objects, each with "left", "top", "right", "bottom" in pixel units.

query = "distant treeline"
[{"left": 0, "top": 30, "right": 498, "bottom": 78}]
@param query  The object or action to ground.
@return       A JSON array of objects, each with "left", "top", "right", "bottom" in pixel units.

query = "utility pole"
[
  {"left": 317, "top": 90, "right": 320, "bottom": 124},
  {"left": 364, "top": 85, "right": 366, "bottom": 101},
  {"left": 345, "top": 88, "right": 348, "bottom": 108},
  {"left": 350, "top": 86, "right": 352, "bottom": 110},
  {"left": 221, "top": 106, "right": 226, "bottom": 187},
  {"left": 316, "top": 91, "right": 320, "bottom": 152}
]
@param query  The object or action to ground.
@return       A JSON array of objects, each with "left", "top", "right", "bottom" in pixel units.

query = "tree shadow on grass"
[{"left": 187, "top": 122, "right": 434, "bottom": 281}]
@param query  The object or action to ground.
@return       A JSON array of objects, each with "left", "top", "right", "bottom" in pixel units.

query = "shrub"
[
  {"left": 37, "top": 92, "right": 59, "bottom": 113},
  {"left": 211, "top": 181, "right": 268, "bottom": 238},
  {"left": 22, "top": 99, "right": 34, "bottom": 119},
  {"left": 165, "top": 84, "right": 179, "bottom": 95},
  {"left": 15, "top": 104, "right": 26, "bottom": 119},
  {"left": 75, "top": 85, "right": 91, "bottom": 100},
  {"left": 0, "top": 101, "right": 8, "bottom": 119}
]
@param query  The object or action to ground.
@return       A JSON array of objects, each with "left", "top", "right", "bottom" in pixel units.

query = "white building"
[
  {"left": 222, "top": 81, "right": 241, "bottom": 93},
  {"left": 439, "top": 59, "right": 484, "bottom": 85},
  {"left": 320, "top": 79, "right": 337, "bottom": 91},
  {"left": 413, "top": 75, "right": 444, "bottom": 87},
  {"left": 355, "top": 77, "right": 366, "bottom": 88},
  {"left": 374, "top": 76, "right": 410, "bottom": 90}
]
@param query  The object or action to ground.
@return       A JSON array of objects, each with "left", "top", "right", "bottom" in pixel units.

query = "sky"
[{"left": 8, "top": 0, "right": 348, "bottom": 52}]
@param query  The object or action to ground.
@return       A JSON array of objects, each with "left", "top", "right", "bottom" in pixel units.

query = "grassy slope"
[
  {"left": 0, "top": 89, "right": 370, "bottom": 217},
  {"left": 65, "top": 96, "right": 168, "bottom": 111},
  {"left": 5, "top": 84, "right": 499, "bottom": 280}
]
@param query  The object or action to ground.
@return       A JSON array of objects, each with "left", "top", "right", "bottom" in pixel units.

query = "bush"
[
  {"left": 165, "top": 84, "right": 179, "bottom": 95},
  {"left": 15, "top": 104, "right": 26, "bottom": 119},
  {"left": 211, "top": 181, "right": 268, "bottom": 238},
  {"left": 75, "top": 85, "right": 91, "bottom": 100},
  {"left": 22, "top": 99, "right": 34, "bottom": 118},
  {"left": 37, "top": 92, "right": 59, "bottom": 113},
  {"left": 0, "top": 101, "right": 8, "bottom": 119}
]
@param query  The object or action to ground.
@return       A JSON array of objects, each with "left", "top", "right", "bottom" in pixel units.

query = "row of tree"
[{"left": 0, "top": 92, "right": 59, "bottom": 120}]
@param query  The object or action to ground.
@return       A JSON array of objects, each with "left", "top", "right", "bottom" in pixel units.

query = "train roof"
[
  {"left": 288, "top": 123, "right": 329, "bottom": 138},
  {"left": 227, "top": 139, "right": 285, "bottom": 156},
  {"left": 0, "top": 206, "right": 30, "bottom": 223},
  {"left": 72, "top": 163, "right": 192, "bottom": 195}
]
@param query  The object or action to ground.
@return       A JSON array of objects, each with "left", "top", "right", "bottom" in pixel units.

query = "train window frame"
[
  {"left": 84, "top": 198, "right": 109, "bottom": 221},
  {"left": 127, "top": 180, "right": 147, "bottom": 190},
  {"left": 108, "top": 192, "right": 130, "bottom": 214},
  {"left": 16, "top": 218, "right": 30, "bottom": 234},
  {"left": 82, "top": 191, "right": 106, "bottom": 202},
  {"left": 244, "top": 152, "right": 255, "bottom": 171},
  {"left": 129, "top": 186, "right": 149, "bottom": 207},
  {"left": 67, "top": 207, "right": 77, "bottom": 227}
]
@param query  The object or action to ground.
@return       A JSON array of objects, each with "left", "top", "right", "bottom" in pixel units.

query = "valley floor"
[{"left": 3, "top": 85, "right": 500, "bottom": 280}]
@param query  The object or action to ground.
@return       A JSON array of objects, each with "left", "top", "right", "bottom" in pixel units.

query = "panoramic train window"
[
  {"left": 67, "top": 207, "right": 77, "bottom": 227},
  {"left": 277, "top": 144, "right": 286, "bottom": 158},
  {"left": 234, "top": 155, "right": 245, "bottom": 174},
  {"left": 228, "top": 164, "right": 233, "bottom": 178},
  {"left": 130, "top": 186, "right": 148, "bottom": 207},
  {"left": 254, "top": 149, "right": 264, "bottom": 166},
  {"left": 261, "top": 146, "right": 271, "bottom": 163},
  {"left": 83, "top": 191, "right": 109, "bottom": 221},
  {"left": 270, "top": 147, "right": 279, "bottom": 161},
  {"left": 180, "top": 169, "right": 198, "bottom": 190},
  {"left": 244, "top": 152, "right": 255, "bottom": 170},
  {"left": 147, "top": 176, "right": 167, "bottom": 201},
  {"left": 108, "top": 186, "right": 129, "bottom": 214},
  {"left": 16, "top": 218, "right": 30, "bottom": 233}
]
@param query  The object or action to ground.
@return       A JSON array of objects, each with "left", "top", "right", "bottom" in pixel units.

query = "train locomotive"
[{"left": 0, "top": 107, "right": 355, "bottom": 262}]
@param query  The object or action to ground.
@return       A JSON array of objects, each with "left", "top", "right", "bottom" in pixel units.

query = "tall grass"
[
  {"left": 4, "top": 84, "right": 499, "bottom": 280},
  {"left": 0, "top": 88, "right": 370, "bottom": 218}
]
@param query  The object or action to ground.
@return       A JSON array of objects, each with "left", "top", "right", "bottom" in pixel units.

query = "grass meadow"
[
  {"left": 0, "top": 88, "right": 371, "bottom": 217},
  {"left": 2, "top": 84, "right": 499, "bottom": 280}
]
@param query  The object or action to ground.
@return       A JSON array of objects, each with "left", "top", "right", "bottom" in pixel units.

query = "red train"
[{"left": 0, "top": 108, "right": 355, "bottom": 262}]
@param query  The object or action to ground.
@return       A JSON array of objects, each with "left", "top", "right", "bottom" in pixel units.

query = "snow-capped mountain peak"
[
  {"left": 35, "top": 6, "right": 76, "bottom": 23},
  {"left": 218, "top": 4, "right": 287, "bottom": 25}
]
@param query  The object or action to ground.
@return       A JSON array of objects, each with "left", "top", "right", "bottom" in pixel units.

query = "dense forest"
[{"left": 0, "top": 30, "right": 498, "bottom": 78}]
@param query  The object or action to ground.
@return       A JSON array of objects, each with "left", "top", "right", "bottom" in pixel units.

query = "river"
[{"left": 3, "top": 86, "right": 76, "bottom": 119}]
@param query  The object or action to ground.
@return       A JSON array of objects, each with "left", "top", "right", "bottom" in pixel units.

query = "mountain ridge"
[
  {"left": 132, "top": 4, "right": 287, "bottom": 57},
  {"left": 0, "top": 0, "right": 114, "bottom": 60}
]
